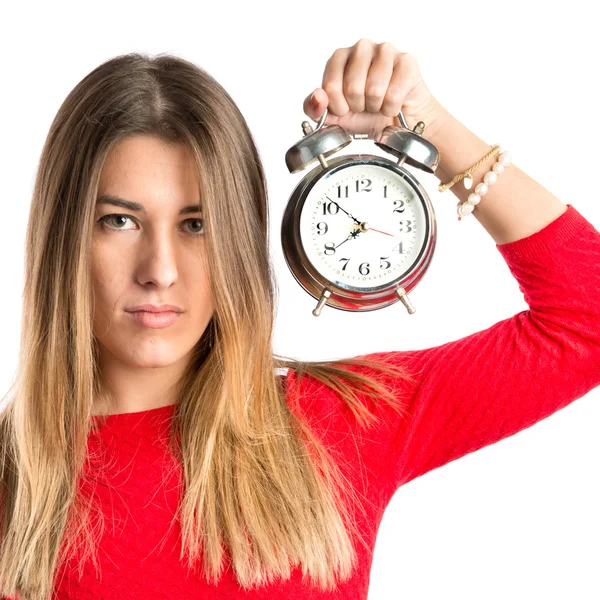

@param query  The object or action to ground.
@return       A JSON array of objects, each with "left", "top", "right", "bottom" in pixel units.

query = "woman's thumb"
[{"left": 303, "top": 88, "right": 326, "bottom": 122}]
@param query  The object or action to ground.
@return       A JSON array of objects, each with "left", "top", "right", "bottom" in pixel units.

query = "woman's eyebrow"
[{"left": 96, "top": 194, "right": 202, "bottom": 215}]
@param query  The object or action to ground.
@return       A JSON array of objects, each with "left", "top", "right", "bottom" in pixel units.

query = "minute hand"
[{"left": 324, "top": 196, "right": 361, "bottom": 226}]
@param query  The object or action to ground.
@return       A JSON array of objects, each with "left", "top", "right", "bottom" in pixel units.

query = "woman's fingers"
[
  {"left": 340, "top": 39, "right": 374, "bottom": 114},
  {"left": 365, "top": 42, "right": 397, "bottom": 114},
  {"left": 382, "top": 52, "right": 421, "bottom": 118},
  {"left": 321, "top": 47, "right": 352, "bottom": 117},
  {"left": 302, "top": 39, "right": 435, "bottom": 139},
  {"left": 321, "top": 39, "right": 398, "bottom": 116}
]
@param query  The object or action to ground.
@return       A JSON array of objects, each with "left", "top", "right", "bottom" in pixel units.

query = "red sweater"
[{"left": 5, "top": 203, "right": 600, "bottom": 599}]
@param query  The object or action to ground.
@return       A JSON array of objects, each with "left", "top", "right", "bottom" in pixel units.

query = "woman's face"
[{"left": 92, "top": 134, "right": 213, "bottom": 373}]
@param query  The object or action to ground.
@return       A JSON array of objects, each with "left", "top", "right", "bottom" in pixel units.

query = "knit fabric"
[{"left": 5, "top": 203, "right": 600, "bottom": 599}]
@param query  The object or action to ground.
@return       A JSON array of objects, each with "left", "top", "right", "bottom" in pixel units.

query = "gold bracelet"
[{"left": 438, "top": 144, "right": 503, "bottom": 193}]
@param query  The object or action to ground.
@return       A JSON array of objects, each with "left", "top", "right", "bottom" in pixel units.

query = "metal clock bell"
[{"left": 282, "top": 106, "right": 441, "bottom": 316}]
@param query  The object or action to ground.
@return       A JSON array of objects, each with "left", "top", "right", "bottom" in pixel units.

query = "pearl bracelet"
[{"left": 457, "top": 149, "right": 513, "bottom": 220}]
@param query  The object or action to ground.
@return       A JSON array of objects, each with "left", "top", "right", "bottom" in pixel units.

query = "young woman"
[{"left": 1, "top": 39, "right": 598, "bottom": 600}]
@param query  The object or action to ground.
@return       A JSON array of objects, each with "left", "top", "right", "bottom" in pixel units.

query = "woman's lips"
[{"left": 127, "top": 310, "right": 181, "bottom": 329}]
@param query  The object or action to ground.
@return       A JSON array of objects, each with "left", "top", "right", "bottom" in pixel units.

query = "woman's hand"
[{"left": 303, "top": 38, "right": 445, "bottom": 142}]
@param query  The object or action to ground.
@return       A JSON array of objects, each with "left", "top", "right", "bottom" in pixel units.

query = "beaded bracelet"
[{"left": 437, "top": 144, "right": 513, "bottom": 221}]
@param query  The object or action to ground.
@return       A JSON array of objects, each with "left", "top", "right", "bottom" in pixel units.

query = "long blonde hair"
[{"left": 0, "top": 51, "right": 415, "bottom": 600}]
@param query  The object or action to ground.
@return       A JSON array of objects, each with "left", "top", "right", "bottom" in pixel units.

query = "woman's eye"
[
  {"left": 98, "top": 214, "right": 204, "bottom": 235},
  {"left": 99, "top": 214, "right": 135, "bottom": 230},
  {"left": 185, "top": 218, "right": 205, "bottom": 235}
]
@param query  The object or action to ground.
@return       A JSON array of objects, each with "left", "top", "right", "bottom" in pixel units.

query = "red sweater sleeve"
[{"left": 333, "top": 203, "right": 600, "bottom": 500}]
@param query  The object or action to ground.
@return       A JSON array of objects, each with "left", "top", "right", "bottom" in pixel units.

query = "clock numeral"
[
  {"left": 337, "top": 185, "right": 349, "bottom": 199},
  {"left": 356, "top": 178, "right": 372, "bottom": 193},
  {"left": 392, "top": 242, "right": 404, "bottom": 254},
  {"left": 336, "top": 258, "right": 391, "bottom": 275},
  {"left": 324, "top": 242, "right": 336, "bottom": 255},
  {"left": 380, "top": 257, "right": 391, "bottom": 270},
  {"left": 316, "top": 221, "right": 328, "bottom": 235},
  {"left": 393, "top": 199, "right": 406, "bottom": 213},
  {"left": 322, "top": 201, "right": 340, "bottom": 216},
  {"left": 398, "top": 220, "right": 413, "bottom": 233}
]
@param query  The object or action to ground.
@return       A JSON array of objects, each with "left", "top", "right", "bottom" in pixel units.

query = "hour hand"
[{"left": 333, "top": 228, "right": 362, "bottom": 250}]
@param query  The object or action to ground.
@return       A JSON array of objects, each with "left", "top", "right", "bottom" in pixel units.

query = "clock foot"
[
  {"left": 312, "top": 288, "right": 332, "bottom": 317},
  {"left": 396, "top": 287, "right": 416, "bottom": 314}
]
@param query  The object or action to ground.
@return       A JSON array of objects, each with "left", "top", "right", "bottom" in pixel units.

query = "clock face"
[{"left": 299, "top": 162, "right": 428, "bottom": 291}]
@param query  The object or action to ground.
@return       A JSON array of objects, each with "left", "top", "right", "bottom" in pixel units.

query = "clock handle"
[
  {"left": 396, "top": 108, "right": 410, "bottom": 130},
  {"left": 315, "top": 106, "right": 411, "bottom": 133}
]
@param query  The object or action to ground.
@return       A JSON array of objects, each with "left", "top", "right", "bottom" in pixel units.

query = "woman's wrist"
[
  {"left": 413, "top": 96, "right": 568, "bottom": 244},
  {"left": 417, "top": 97, "right": 497, "bottom": 196}
]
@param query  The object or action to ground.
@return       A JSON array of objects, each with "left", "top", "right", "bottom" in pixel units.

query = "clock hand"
[
  {"left": 324, "top": 196, "right": 361, "bottom": 226},
  {"left": 323, "top": 196, "right": 403, "bottom": 238},
  {"left": 333, "top": 228, "right": 363, "bottom": 250},
  {"left": 359, "top": 223, "right": 399, "bottom": 238},
  {"left": 333, "top": 237, "right": 352, "bottom": 251},
  {"left": 340, "top": 222, "right": 402, "bottom": 239}
]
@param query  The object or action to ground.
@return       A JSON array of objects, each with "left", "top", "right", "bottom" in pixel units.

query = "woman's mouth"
[{"left": 127, "top": 310, "right": 181, "bottom": 329}]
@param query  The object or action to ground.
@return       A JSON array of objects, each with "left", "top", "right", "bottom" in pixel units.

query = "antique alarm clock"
[{"left": 282, "top": 106, "right": 441, "bottom": 316}]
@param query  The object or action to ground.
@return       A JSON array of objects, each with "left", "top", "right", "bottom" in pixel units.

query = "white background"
[{"left": 1, "top": 1, "right": 599, "bottom": 598}]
